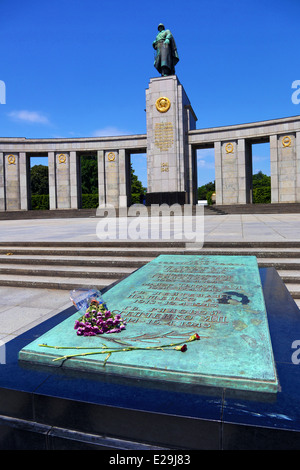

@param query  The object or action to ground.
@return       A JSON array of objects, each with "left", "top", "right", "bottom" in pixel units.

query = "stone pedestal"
[{"left": 145, "top": 76, "right": 197, "bottom": 205}]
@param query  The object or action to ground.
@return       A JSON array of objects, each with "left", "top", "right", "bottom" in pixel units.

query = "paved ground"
[
  {"left": 0, "top": 286, "right": 70, "bottom": 345},
  {"left": 0, "top": 213, "right": 299, "bottom": 242},
  {"left": 0, "top": 212, "right": 299, "bottom": 347}
]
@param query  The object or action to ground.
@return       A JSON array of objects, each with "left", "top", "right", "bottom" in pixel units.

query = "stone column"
[
  {"left": 145, "top": 76, "right": 197, "bottom": 205},
  {"left": 4, "top": 152, "right": 20, "bottom": 210},
  {"left": 19, "top": 152, "right": 29, "bottom": 210},
  {"left": 48, "top": 151, "right": 57, "bottom": 209},
  {"left": 296, "top": 132, "right": 300, "bottom": 202},
  {"left": 55, "top": 152, "right": 71, "bottom": 209},
  {"left": 216, "top": 139, "right": 252, "bottom": 205},
  {"left": 220, "top": 141, "right": 238, "bottom": 204},
  {"left": 70, "top": 151, "right": 79, "bottom": 209},
  {"left": 0, "top": 152, "right": 5, "bottom": 211},
  {"left": 118, "top": 149, "right": 128, "bottom": 208},
  {"left": 104, "top": 150, "right": 119, "bottom": 207},
  {"left": 275, "top": 134, "right": 297, "bottom": 202},
  {"left": 97, "top": 150, "right": 106, "bottom": 206},
  {"left": 187, "top": 144, "right": 197, "bottom": 205},
  {"left": 214, "top": 141, "right": 223, "bottom": 205},
  {"left": 237, "top": 139, "right": 252, "bottom": 204},
  {"left": 270, "top": 135, "right": 279, "bottom": 203}
]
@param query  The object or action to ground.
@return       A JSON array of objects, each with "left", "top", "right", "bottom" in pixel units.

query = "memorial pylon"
[{"left": 145, "top": 75, "right": 198, "bottom": 205}]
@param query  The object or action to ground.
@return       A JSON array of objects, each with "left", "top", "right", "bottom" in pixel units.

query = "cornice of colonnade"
[
  {"left": 0, "top": 133, "right": 147, "bottom": 153},
  {"left": 187, "top": 114, "right": 300, "bottom": 146},
  {"left": 1, "top": 114, "right": 300, "bottom": 151}
]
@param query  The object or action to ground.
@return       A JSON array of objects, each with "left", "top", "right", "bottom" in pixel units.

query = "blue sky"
[{"left": 1, "top": 0, "right": 300, "bottom": 187}]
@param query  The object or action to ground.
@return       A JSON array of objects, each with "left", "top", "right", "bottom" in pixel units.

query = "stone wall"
[
  {"left": 0, "top": 136, "right": 146, "bottom": 211},
  {"left": 0, "top": 86, "right": 300, "bottom": 210},
  {"left": 189, "top": 115, "right": 300, "bottom": 205}
]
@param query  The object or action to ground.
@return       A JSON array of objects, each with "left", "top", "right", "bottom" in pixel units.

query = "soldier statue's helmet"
[{"left": 158, "top": 23, "right": 165, "bottom": 30}]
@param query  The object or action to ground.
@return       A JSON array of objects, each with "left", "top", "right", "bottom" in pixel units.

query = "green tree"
[
  {"left": 197, "top": 181, "right": 215, "bottom": 200},
  {"left": 131, "top": 164, "right": 146, "bottom": 204},
  {"left": 31, "top": 194, "right": 49, "bottom": 210},
  {"left": 30, "top": 165, "right": 49, "bottom": 195},
  {"left": 197, "top": 172, "right": 271, "bottom": 204},
  {"left": 252, "top": 171, "right": 271, "bottom": 189},
  {"left": 252, "top": 171, "right": 271, "bottom": 203},
  {"left": 80, "top": 155, "right": 98, "bottom": 194},
  {"left": 30, "top": 164, "right": 49, "bottom": 210}
]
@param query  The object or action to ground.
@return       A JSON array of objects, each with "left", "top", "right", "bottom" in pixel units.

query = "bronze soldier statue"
[{"left": 153, "top": 23, "right": 179, "bottom": 76}]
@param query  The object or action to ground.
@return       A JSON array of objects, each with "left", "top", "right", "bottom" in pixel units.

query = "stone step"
[
  {"left": 1, "top": 240, "right": 300, "bottom": 249},
  {"left": 0, "top": 259, "right": 297, "bottom": 281},
  {"left": 1, "top": 253, "right": 299, "bottom": 272},
  {"left": 256, "top": 258, "right": 300, "bottom": 270},
  {"left": 0, "top": 242, "right": 298, "bottom": 305},
  {"left": 0, "top": 241, "right": 186, "bottom": 248},
  {"left": 0, "top": 203, "right": 299, "bottom": 220},
  {"left": 0, "top": 209, "right": 97, "bottom": 220},
  {"left": 0, "top": 255, "right": 151, "bottom": 268},
  {"left": 0, "top": 251, "right": 298, "bottom": 265},
  {"left": 276, "top": 270, "right": 300, "bottom": 282},
  {"left": 0, "top": 263, "right": 136, "bottom": 278},
  {"left": 0, "top": 258, "right": 298, "bottom": 281},
  {"left": 0, "top": 265, "right": 298, "bottom": 299},
  {"left": 204, "top": 241, "right": 300, "bottom": 248},
  {"left": 213, "top": 203, "right": 300, "bottom": 214},
  {"left": 0, "top": 244, "right": 297, "bottom": 260},
  {"left": 0, "top": 274, "right": 119, "bottom": 290},
  {"left": 284, "top": 284, "right": 300, "bottom": 298},
  {"left": 189, "top": 248, "right": 300, "bottom": 258},
  {"left": 0, "top": 247, "right": 183, "bottom": 258},
  {"left": 295, "top": 299, "right": 300, "bottom": 308}
]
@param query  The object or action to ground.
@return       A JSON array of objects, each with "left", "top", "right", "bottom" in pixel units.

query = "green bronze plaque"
[{"left": 19, "top": 255, "right": 278, "bottom": 393}]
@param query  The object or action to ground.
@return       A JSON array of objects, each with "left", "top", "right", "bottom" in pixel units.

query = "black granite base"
[
  {"left": 146, "top": 192, "right": 186, "bottom": 206},
  {"left": 0, "top": 268, "right": 300, "bottom": 450}
]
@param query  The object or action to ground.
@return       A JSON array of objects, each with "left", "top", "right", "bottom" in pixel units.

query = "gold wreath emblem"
[
  {"left": 107, "top": 152, "right": 115, "bottom": 161},
  {"left": 155, "top": 96, "right": 171, "bottom": 113},
  {"left": 7, "top": 154, "right": 16, "bottom": 165},
  {"left": 282, "top": 136, "right": 292, "bottom": 147},
  {"left": 225, "top": 143, "right": 234, "bottom": 154},
  {"left": 58, "top": 153, "right": 66, "bottom": 164}
]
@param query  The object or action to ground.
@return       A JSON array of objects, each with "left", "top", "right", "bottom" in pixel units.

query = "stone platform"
[
  {"left": 0, "top": 214, "right": 300, "bottom": 449},
  {"left": 19, "top": 255, "right": 278, "bottom": 393},
  {"left": 0, "top": 267, "right": 300, "bottom": 449}
]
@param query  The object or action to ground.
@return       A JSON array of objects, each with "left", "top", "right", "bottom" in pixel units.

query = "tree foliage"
[
  {"left": 31, "top": 194, "right": 49, "bottom": 210},
  {"left": 197, "top": 181, "right": 215, "bottom": 201},
  {"left": 81, "top": 194, "right": 99, "bottom": 208},
  {"left": 197, "top": 171, "right": 271, "bottom": 204},
  {"left": 252, "top": 171, "right": 271, "bottom": 203},
  {"left": 252, "top": 171, "right": 271, "bottom": 189},
  {"left": 30, "top": 165, "right": 49, "bottom": 195},
  {"left": 131, "top": 163, "right": 146, "bottom": 204},
  {"left": 80, "top": 155, "right": 98, "bottom": 194}
]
